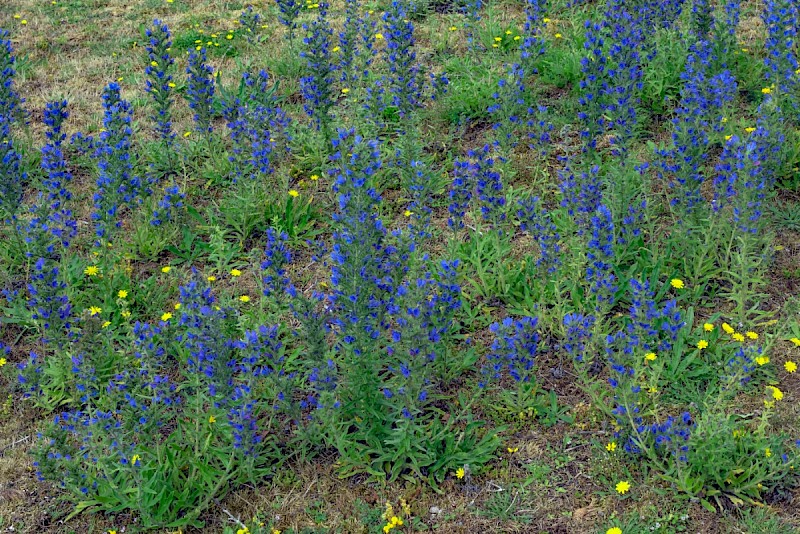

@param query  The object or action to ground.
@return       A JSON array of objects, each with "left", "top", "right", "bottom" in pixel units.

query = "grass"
[{"left": 2, "top": 0, "right": 800, "bottom": 532}]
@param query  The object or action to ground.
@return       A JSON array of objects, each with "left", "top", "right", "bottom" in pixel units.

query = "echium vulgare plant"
[
  {"left": 303, "top": 128, "right": 498, "bottom": 483},
  {"left": 92, "top": 83, "right": 142, "bottom": 244},
  {"left": 144, "top": 20, "right": 176, "bottom": 145},
  {"left": 0, "top": 28, "right": 26, "bottom": 123},
  {"left": 0, "top": 114, "right": 25, "bottom": 223},
  {"left": 711, "top": 0, "right": 740, "bottom": 65},
  {"left": 34, "top": 277, "right": 294, "bottom": 530},
  {"left": 224, "top": 70, "right": 291, "bottom": 180},
  {"left": 517, "top": 195, "right": 561, "bottom": 276},
  {"left": 519, "top": 0, "right": 547, "bottom": 78},
  {"left": 275, "top": 0, "right": 303, "bottom": 42},
  {"left": 186, "top": 47, "right": 215, "bottom": 135},
  {"left": 300, "top": 3, "right": 336, "bottom": 141},
  {"left": 657, "top": 40, "right": 737, "bottom": 219},
  {"left": 690, "top": 0, "right": 714, "bottom": 41},
  {"left": 763, "top": 0, "right": 799, "bottom": 119}
]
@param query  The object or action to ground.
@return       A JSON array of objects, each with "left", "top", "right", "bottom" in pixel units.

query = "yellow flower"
[
  {"left": 606, "top": 442, "right": 617, "bottom": 452},
  {"left": 102, "top": 321, "right": 111, "bottom": 328},
  {"left": 615, "top": 480, "right": 631, "bottom": 494},
  {"left": 767, "top": 386, "right": 784, "bottom": 401},
  {"left": 722, "top": 323, "right": 735, "bottom": 335},
  {"left": 725, "top": 134, "right": 733, "bottom": 141},
  {"left": 513, "top": 35, "right": 521, "bottom": 41},
  {"left": 184, "top": 131, "right": 192, "bottom": 137},
  {"left": 131, "top": 454, "right": 141, "bottom": 464},
  {"left": 791, "top": 337, "right": 800, "bottom": 347},
  {"left": 237, "top": 528, "right": 250, "bottom": 534},
  {"left": 288, "top": 189, "right": 299, "bottom": 197},
  {"left": 231, "top": 269, "right": 242, "bottom": 277},
  {"left": 505, "top": 30, "right": 512, "bottom": 35},
  {"left": 310, "top": 174, "right": 319, "bottom": 181},
  {"left": 239, "top": 295, "right": 251, "bottom": 302},
  {"left": 109, "top": 531, "right": 117, "bottom": 534},
  {"left": 733, "top": 429, "right": 745, "bottom": 439},
  {"left": 168, "top": 82, "right": 176, "bottom": 88},
  {"left": 13, "top": 14, "right": 20, "bottom": 18},
  {"left": 697, "top": 340, "right": 709, "bottom": 350},
  {"left": 745, "top": 127, "right": 756, "bottom": 133},
  {"left": 745, "top": 331, "right": 758, "bottom": 340},
  {"left": 507, "top": 446, "right": 519, "bottom": 453},
  {"left": 150, "top": 60, "right": 158, "bottom": 67},
  {"left": 755, "top": 355, "right": 769, "bottom": 366},
  {"left": 174, "top": 303, "right": 181, "bottom": 310},
  {"left": 341, "top": 88, "right": 350, "bottom": 94},
  {"left": 543, "top": 18, "right": 551, "bottom": 23},
  {"left": 449, "top": 26, "right": 457, "bottom": 31},
  {"left": 161, "top": 312, "right": 173, "bottom": 321},
  {"left": 0, "top": 358, "right": 7, "bottom": 367},
  {"left": 118, "top": 290, "right": 128, "bottom": 299},
  {"left": 209, "top": 415, "right": 216, "bottom": 423},
  {"left": 89, "top": 306, "right": 102, "bottom": 316},
  {"left": 607, "top": 528, "right": 623, "bottom": 534},
  {"left": 765, "top": 448, "right": 772, "bottom": 458},
  {"left": 332, "top": 46, "right": 341, "bottom": 52},
  {"left": 494, "top": 37, "right": 502, "bottom": 42},
  {"left": 84, "top": 265, "right": 100, "bottom": 276},
  {"left": 762, "top": 87, "right": 772, "bottom": 94},
  {"left": 121, "top": 311, "right": 131, "bottom": 318},
  {"left": 21, "top": 20, "right": 27, "bottom": 25},
  {"left": 161, "top": 266, "right": 171, "bottom": 273},
  {"left": 374, "top": 33, "right": 384, "bottom": 40},
  {"left": 670, "top": 278, "right": 684, "bottom": 289},
  {"left": 554, "top": 33, "right": 563, "bottom": 38},
  {"left": 226, "top": 34, "right": 234, "bottom": 40},
  {"left": 732, "top": 333, "right": 745, "bottom": 342},
  {"left": 644, "top": 352, "right": 656, "bottom": 361},
  {"left": 703, "top": 323, "right": 714, "bottom": 332},
  {"left": 455, "top": 466, "right": 465, "bottom": 479},
  {"left": 403, "top": 210, "right": 413, "bottom": 217},
  {"left": 272, "top": 530, "right": 281, "bottom": 534},
  {"left": 785, "top": 361, "right": 797, "bottom": 373}
]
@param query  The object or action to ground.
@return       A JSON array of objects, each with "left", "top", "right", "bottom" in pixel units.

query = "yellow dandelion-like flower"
[
  {"left": 615, "top": 480, "right": 631, "bottom": 494},
  {"left": 374, "top": 33, "right": 384, "bottom": 40},
  {"left": 785, "top": 361, "right": 797, "bottom": 373},
  {"left": 449, "top": 26, "right": 457, "bottom": 31},
  {"left": 21, "top": 20, "right": 28, "bottom": 25},
  {"left": 791, "top": 337, "right": 800, "bottom": 347},
  {"left": 341, "top": 88, "right": 350, "bottom": 94},
  {"left": 174, "top": 303, "right": 181, "bottom": 310},
  {"left": 554, "top": 33, "right": 562, "bottom": 38},
  {"left": 725, "top": 134, "right": 733, "bottom": 141},
  {"left": 117, "top": 290, "right": 128, "bottom": 299},
  {"left": 161, "top": 312, "right": 173, "bottom": 321},
  {"left": 231, "top": 269, "right": 242, "bottom": 277},
  {"left": 507, "top": 446, "right": 519, "bottom": 453},
  {"left": 0, "top": 358, "right": 6, "bottom": 367},
  {"left": 732, "top": 332, "right": 745, "bottom": 342},
  {"left": 102, "top": 321, "right": 111, "bottom": 328},
  {"left": 767, "top": 386, "right": 784, "bottom": 401},
  {"left": 606, "top": 442, "right": 617, "bottom": 452},
  {"left": 239, "top": 295, "right": 251, "bottom": 302},
  {"left": 310, "top": 174, "right": 319, "bottom": 181},
  {"left": 121, "top": 311, "right": 131, "bottom": 318},
  {"left": 697, "top": 340, "right": 709, "bottom": 350},
  {"left": 745, "top": 127, "right": 756, "bottom": 133},
  {"left": 644, "top": 352, "right": 656, "bottom": 361},
  {"left": 209, "top": 415, "right": 216, "bottom": 423},
  {"left": 722, "top": 323, "right": 735, "bottom": 335},
  {"left": 670, "top": 278, "right": 684, "bottom": 289},
  {"left": 288, "top": 189, "right": 299, "bottom": 197},
  {"left": 745, "top": 331, "right": 758, "bottom": 340},
  {"left": 403, "top": 210, "right": 413, "bottom": 217},
  {"left": 755, "top": 355, "right": 769, "bottom": 366},
  {"left": 762, "top": 87, "right": 772, "bottom": 94},
  {"left": 455, "top": 467, "right": 465, "bottom": 479},
  {"left": 607, "top": 528, "right": 623, "bottom": 534},
  {"left": 161, "top": 266, "right": 172, "bottom": 273},
  {"left": 207, "top": 275, "right": 216, "bottom": 282},
  {"left": 226, "top": 34, "right": 233, "bottom": 40},
  {"left": 84, "top": 265, "right": 100, "bottom": 276},
  {"left": 184, "top": 131, "right": 191, "bottom": 137},
  {"left": 703, "top": 323, "right": 714, "bottom": 332},
  {"left": 765, "top": 448, "right": 772, "bottom": 458},
  {"left": 89, "top": 306, "right": 102, "bottom": 316}
]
